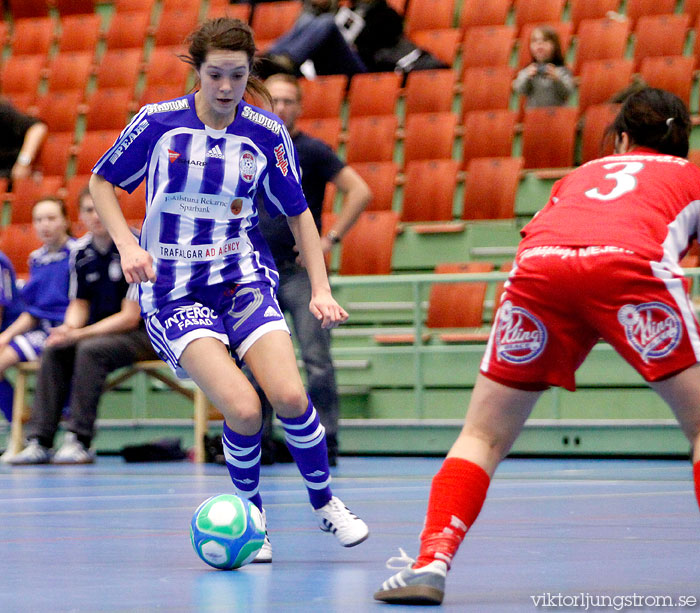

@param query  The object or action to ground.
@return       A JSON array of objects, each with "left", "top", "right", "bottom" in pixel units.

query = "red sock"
[
  {"left": 694, "top": 462, "right": 700, "bottom": 511},
  {"left": 414, "top": 457, "right": 490, "bottom": 569}
]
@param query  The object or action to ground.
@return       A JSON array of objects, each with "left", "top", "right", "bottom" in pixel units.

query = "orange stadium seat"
[
  {"left": 35, "top": 90, "right": 82, "bottom": 132},
  {"left": 153, "top": 6, "right": 202, "bottom": 48},
  {"left": 113, "top": 0, "right": 156, "bottom": 13},
  {"left": 387, "top": 0, "right": 407, "bottom": 13},
  {"left": 7, "top": 0, "right": 49, "bottom": 18},
  {"left": 410, "top": 28, "right": 461, "bottom": 66},
  {"left": 58, "top": 13, "right": 102, "bottom": 53},
  {"left": 84, "top": 88, "right": 135, "bottom": 131},
  {"left": 462, "top": 109, "right": 517, "bottom": 166},
  {"left": 54, "top": 0, "right": 96, "bottom": 14},
  {"left": 404, "top": 0, "right": 455, "bottom": 35},
  {"left": 460, "top": 66, "right": 514, "bottom": 115},
  {"left": 345, "top": 115, "right": 398, "bottom": 164},
  {"left": 138, "top": 84, "right": 187, "bottom": 107},
  {"left": 569, "top": 0, "right": 622, "bottom": 33},
  {"left": 338, "top": 211, "right": 399, "bottom": 275},
  {"left": 347, "top": 72, "right": 402, "bottom": 118},
  {"left": 514, "top": 0, "right": 565, "bottom": 34},
  {"left": 0, "top": 54, "right": 46, "bottom": 97},
  {"left": 403, "top": 112, "right": 458, "bottom": 165},
  {"left": 3, "top": 92, "right": 37, "bottom": 111},
  {"left": 685, "top": 0, "right": 700, "bottom": 24},
  {"left": 580, "top": 103, "right": 618, "bottom": 164},
  {"left": 404, "top": 69, "right": 456, "bottom": 115},
  {"left": 46, "top": 51, "right": 94, "bottom": 94},
  {"left": 295, "top": 118, "right": 342, "bottom": 150},
  {"left": 352, "top": 162, "right": 399, "bottom": 212},
  {"left": 578, "top": 58, "right": 633, "bottom": 113},
  {"left": 462, "top": 157, "right": 523, "bottom": 220},
  {"left": 145, "top": 47, "right": 190, "bottom": 88},
  {"left": 207, "top": 0, "right": 252, "bottom": 21},
  {"left": 522, "top": 106, "right": 578, "bottom": 169},
  {"left": 95, "top": 49, "right": 143, "bottom": 92},
  {"left": 11, "top": 17, "right": 55, "bottom": 56},
  {"left": 639, "top": 55, "right": 696, "bottom": 106},
  {"left": 401, "top": 159, "right": 459, "bottom": 222},
  {"left": 74, "top": 130, "right": 122, "bottom": 176},
  {"left": 160, "top": 0, "right": 200, "bottom": 11},
  {"left": 516, "top": 22, "right": 572, "bottom": 70},
  {"left": 0, "top": 224, "right": 44, "bottom": 279},
  {"left": 38, "top": 132, "right": 74, "bottom": 180},
  {"left": 63, "top": 175, "right": 92, "bottom": 220},
  {"left": 298, "top": 75, "right": 348, "bottom": 120},
  {"left": 633, "top": 14, "right": 690, "bottom": 69},
  {"left": 459, "top": 0, "right": 510, "bottom": 29},
  {"left": 117, "top": 183, "right": 147, "bottom": 222},
  {"left": 105, "top": 11, "right": 152, "bottom": 49},
  {"left": 426, "top": 262, "right": 493, "bottom": 330},
  {"left": 6, "top": 176, "right": 65, "bottom": 224},
  {"left": 461, "top": 26, "right": 515, "bottom": 72},
  {"left": 574, "top": 18, "right": 630, "bottom": 74},
  {"left": 625, "top": 0, "right": 676, "bottom": 27},
  {"left": 250, "top": 1, "right": 303, "bottom": 47}
]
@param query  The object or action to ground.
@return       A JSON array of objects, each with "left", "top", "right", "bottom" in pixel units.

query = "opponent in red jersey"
[{"left": 375, "top": 88, "right": 700, "bottom": 605}]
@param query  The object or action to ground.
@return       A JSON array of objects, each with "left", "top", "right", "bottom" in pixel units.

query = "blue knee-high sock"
[
  {"left": 0, "top": 379, "right": 13, "bottom": 421},
  {"left": 278, "top": 398, "right": 332, "bottom": 510},
  {"left": 222, "top": 422, "right": 263, "bottom": 511}
]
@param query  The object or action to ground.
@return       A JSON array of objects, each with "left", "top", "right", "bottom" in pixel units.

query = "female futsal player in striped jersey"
[
  {"left": 376, "top": 88, "right": 700, "bottom": 604},
  {"left": 89, "top": 18, "right": 368, "bottom": 563}
]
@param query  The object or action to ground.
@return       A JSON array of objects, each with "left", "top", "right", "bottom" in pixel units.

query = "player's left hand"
[{"left": 309, "top": 290, "right": 348, "bottom": 329}]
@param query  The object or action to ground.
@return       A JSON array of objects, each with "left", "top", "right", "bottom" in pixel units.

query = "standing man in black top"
[
  {"left": 0, "top": 99, "right": 47, "bottom": 181},
  {"left": 8, "top": 188, "right": 157, "bottom": 465},
  {"left": 258, "top": 73, "right": 372, "bottom": 464}
]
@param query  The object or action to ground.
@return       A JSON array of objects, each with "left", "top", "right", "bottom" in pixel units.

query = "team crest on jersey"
[
  {"left": 617, "top": 303, "right": 681, "bottom": 362},
  {"left": 274, "top": 144, "right": 289, "bottom": 176},
  {"left": 168, "top": 149, "right": 181, "bottom": 163},
  {"left": 494, "top": 301, "right": 547, "bottom": 364},
  {"left": 240, "top": 151, "right": 256, "bottom": 182}
]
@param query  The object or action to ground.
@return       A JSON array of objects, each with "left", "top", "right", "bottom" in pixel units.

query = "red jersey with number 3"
[{"left": 519, "top": 148, "right": 700, "bottom": 267}]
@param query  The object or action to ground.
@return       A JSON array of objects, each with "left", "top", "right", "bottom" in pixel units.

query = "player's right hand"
[{"left": 120, "top": 243, "right": 156, "bottom": 283}]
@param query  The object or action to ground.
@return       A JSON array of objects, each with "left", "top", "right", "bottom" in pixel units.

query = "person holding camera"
[{"left": 512, "top": 25, "right": 575, "bottom": 108}]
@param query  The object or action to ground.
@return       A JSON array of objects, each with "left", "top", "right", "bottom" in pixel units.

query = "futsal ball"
[{"left": 190, "top": 494, "right": 265, "bottom": 570}]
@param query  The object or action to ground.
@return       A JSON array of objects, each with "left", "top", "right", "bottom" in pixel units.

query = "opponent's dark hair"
[
  {"left": 606, "top": 87, "right": 690, "bottom": 158},
  {"left": 181, "top": 18, "right": 271, "bottom": 107}
]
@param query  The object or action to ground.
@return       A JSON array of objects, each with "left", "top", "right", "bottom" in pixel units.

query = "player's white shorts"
[{"left": 145, "top": 281, "right": 289, "bottom": 378}]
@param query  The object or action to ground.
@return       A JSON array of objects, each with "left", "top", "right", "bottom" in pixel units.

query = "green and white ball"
[{"left": 190, "top": 494, "right": 265, "bottom": 570}]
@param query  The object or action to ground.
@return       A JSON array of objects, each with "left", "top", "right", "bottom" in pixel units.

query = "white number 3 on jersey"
[{"left": 585, "top": 161, "right": 644, "bottom": 201}]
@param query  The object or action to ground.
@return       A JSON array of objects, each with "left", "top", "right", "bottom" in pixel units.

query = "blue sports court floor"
[{"left": 0, "top": 456, "right": 698, "bottom": 612}]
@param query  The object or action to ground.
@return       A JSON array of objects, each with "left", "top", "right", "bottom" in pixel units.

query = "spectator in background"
[
  {"left": 0, "top": 98, "right": 47, "bottom": 181},
  {"left": 512, "top": 25, "right": 575, "bottom": 108},
  {"left": 7, "top": 189, "right": 157, "bottom": 465},
  {"left": 257, "top": 73, "right": 371, "bottom": 464},
  {"left": 0, "top": 197, "right": 74, "bottom": 443},
  {"left": 262, "top": 0, "right": 367, "bottom": 78}
]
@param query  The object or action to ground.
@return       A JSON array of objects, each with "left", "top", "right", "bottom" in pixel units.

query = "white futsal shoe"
[
  {"left": 252, "top": 509, "right": 272, "bottom": 563},
  {"left": 313, "top": 495, "right": 369, "bottom": 547},
  {"left": 374, "top": 548, "right": 447, "bottom": 605}
]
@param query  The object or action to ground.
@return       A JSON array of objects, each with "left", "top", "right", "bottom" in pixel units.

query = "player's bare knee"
[{"left": 268, "top": 385, "right": 307, "bottom": 418}]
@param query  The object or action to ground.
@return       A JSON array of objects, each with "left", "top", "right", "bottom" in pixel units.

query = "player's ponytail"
[
  {"left": 181, "top": 18, "right": 272, "bottom": 109},
  {"left": 607, "top": 87, "right": 690, "bottom": 158}
]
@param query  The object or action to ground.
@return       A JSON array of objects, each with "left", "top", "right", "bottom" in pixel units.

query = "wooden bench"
[{"left": 8, "top": 360, "right": 218, "bottom": 463}]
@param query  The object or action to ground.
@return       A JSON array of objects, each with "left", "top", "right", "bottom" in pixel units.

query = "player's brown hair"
[
  {"left": 181, "top": 18, "right": 272, "bottom": 108},
  {"left": 607, "top": 87, "right": 690, "bottom": 158}
]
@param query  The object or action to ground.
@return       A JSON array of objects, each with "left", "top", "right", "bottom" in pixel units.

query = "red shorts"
[{"left": 480, "top": 246, "right": 700, "bottom": 391}]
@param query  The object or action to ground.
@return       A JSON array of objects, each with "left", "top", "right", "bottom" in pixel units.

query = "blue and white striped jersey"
[{"left": 92, "top": 94, "right": 307, "bottom": 315}]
